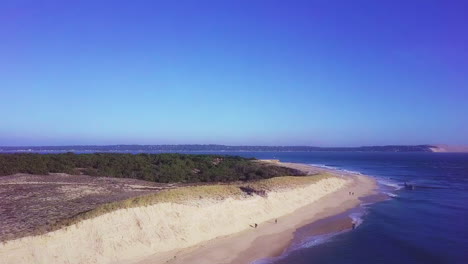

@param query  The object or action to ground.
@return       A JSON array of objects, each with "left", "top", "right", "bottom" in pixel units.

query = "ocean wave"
[
  {"left": 308, "top": 163, "right": 337, "bottom": 170},
  {"left": 295, "top": 231, "right": 344, "bottom": 249},
  {"left": 376, "top": 178, "right": 403, "bottom": 190},
  {"left": 308, "top": 164, "right": 363, "bottom": 175},
  {"left": 349, "top": 211, "right": 365, "bottom": 227},
  {"left": 383, "top": 192, "right": 398, "bottom": 198},
  {"left": 252, "top": 231, "right": 346, "bottom": 264},
  {"left": 342, "top": 169, "right": 363, "bottom": 175},
  {"left": 252, "top": 199, "right": 374, "bottom": 264}
]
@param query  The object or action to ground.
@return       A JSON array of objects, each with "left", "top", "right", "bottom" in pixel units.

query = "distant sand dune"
[{"left": 431, "top": 145, "right": 468, "bottom": 153}]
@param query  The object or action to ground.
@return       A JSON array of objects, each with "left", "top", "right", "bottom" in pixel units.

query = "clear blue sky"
[{"left": 1, "top": 0, "right": 467, "bottom": 146}]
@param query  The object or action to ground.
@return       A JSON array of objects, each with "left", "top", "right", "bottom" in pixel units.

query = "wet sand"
[{"left": 136, "top": 162, "right": 378, "bottom": 264}]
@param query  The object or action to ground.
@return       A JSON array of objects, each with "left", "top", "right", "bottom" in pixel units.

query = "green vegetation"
[
  {"left": 0, "top": 153, "right": 305, "bottom": 182},
  {"left": 245, "top": 173, "right": 333, "bottom": 191}
]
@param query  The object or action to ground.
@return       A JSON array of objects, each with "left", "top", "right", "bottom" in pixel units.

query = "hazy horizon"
[
  {"left": 1, "top": 1, "right": 467, "bottom": 146},
  {"left": 0, "top": 143, "right": 450, "bottom": 148}
]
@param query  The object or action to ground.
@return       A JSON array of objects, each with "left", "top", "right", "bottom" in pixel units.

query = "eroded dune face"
[
  {"left": 0, "top": 177, "right": 347, "bottom": 264},
  {"left": 0, "top": 173, "right": 178, "bottom": 244}
]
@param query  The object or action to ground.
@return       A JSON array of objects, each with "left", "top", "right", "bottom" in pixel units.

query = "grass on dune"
[
  {"left": 32, "top": 173, "right": 335, "bottom": 238},
  {"left": 246, "top": 173, "right": 333, "bottom": 191}
]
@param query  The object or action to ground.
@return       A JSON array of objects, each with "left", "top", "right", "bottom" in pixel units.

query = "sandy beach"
[
  {"left": 0, "top": 161, "right": 377, "bottom": 264},
  {"left": 136, "top": 161, "right": 377, "bottom": 264}
]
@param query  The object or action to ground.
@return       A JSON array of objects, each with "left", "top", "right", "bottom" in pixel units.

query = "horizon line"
[{"left": 0, "top": 144, "right": 439, "bottom": 148}]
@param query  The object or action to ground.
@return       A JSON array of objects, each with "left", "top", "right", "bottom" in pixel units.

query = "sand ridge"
[{"left": 138, "top": 163, "right": 376, "bottom": 264}]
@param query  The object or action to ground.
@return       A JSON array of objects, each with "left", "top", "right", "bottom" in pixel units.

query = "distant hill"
[
  {"left": 429, "top": 145, "right": 468, "bottom": 153},
  {"left": 0, "top": 144, "right": 439, "bottom": 153}
]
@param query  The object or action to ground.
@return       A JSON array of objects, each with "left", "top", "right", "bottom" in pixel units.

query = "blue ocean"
[{"left": 223, "top": 151, "right": 468, "bottom": 264}]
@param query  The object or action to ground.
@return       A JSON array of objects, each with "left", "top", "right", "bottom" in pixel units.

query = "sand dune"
[
  {"left": 139, "top": 168, "right": 376, "bottom": 264},
  {"left": 0, "top": 174, "right": 349, "bottom": 264},
  {"left": 430, "top": 145, "right": 468, "bottom": 153}
]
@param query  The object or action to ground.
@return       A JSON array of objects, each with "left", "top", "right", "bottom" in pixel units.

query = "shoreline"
[{"left": 136, "top": 161, "right": 379, "bottom": 264}]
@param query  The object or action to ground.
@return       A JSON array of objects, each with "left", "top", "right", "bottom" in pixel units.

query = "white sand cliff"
[{"left": 0, "top": 176, "right": 348, "bottom": 264}]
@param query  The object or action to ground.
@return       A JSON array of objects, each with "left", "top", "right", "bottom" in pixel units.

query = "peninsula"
[{"left": 0, "top": 153, "right": 377, "bottom": 264}]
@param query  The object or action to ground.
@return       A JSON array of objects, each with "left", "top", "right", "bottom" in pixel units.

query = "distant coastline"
[{"left": 0, "top": 144, "right": 453, "bottom": 153}]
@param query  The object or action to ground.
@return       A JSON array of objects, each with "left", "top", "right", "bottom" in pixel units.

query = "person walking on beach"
[
  {"left": 255, "top": 223, "right": 258, "bottom": 228},
  {"left": 275, "top": 219, "right": 277, "bottom": 224}
]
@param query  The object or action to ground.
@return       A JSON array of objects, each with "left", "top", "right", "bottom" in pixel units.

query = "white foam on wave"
[
  {"left": 308, "top": 164, "right": 362, "bottom": 175},
  {"left": 309, "top": 163, "right": 403, "bottom": 196},
  {"left": 294, "top": 231, "right": 343, "bottom": 251},
  {"left": 349, "top": 211, "right": 365, "bottom": 227},
  {"left": 384, "top": 192, "right": 398, "bottom": 198},
  {"left": 308, "top": 163, "right": 337, "bottom": 170},
  {"left": 309, "top": 164, "right": 403, "bottom": 193},
  {"left": 376, "top": 178, "right": 403, "bottom": 190},
  {"left": 252, "top": 209, "right": 369, "bottom": 264},
  {"left": 342, "top": 169, "right": 363, "bottom": 175},
  {"left": 251, "top": 231, "right": 346, "bottom": 264}
]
